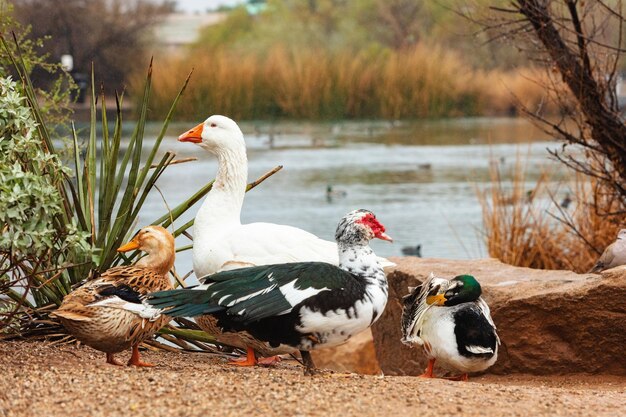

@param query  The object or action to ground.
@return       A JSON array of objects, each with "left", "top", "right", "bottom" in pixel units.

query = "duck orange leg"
[
  {"left": 229, "top": 347, "right": 258, "bottom": 366},
  {"left": 106, "top": 352, "right": 124, "bottom": 366},
  {"left": 127, "top": 344, "right": 155, "bottom": 367},
  {"left": 419, "top": 358, "right": 436, "bottom": 378}
]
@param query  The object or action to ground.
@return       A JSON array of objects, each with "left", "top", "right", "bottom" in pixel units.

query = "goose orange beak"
[
  {"left": 117, "top": 237, "right": 140, "bottom": 252},
  {"left": 178, "top": 123, "right": 203, "bottom": 143}
]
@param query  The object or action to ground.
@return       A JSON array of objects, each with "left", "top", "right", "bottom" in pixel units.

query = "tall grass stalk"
[{"left": 141, "top": 44, "right": 552, "bottom": 120}]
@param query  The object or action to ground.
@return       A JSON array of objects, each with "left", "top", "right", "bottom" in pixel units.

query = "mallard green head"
[{"left": 426, "top": 275, "right": 482, "bottom": 306}]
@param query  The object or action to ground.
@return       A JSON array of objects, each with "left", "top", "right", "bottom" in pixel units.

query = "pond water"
[{"left": 131, "top": 117, "right": 564, "bottom": 278}]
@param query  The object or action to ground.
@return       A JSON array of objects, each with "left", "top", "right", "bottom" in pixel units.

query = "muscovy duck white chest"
[
  {"left": 294, "top": 243, "right": 388, "bottom": 350},
  {"left": 148, "top": 209, "right": 392, "bottom": 374}
]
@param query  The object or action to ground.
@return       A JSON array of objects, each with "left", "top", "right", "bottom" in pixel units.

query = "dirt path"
[{"left": 1, "top": 341, "right": 624, "bottom": 417}]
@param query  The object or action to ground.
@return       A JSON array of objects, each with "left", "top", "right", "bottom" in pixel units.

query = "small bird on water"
[
  {"left": 401, "top": 244, "right": 422, "bottom": 257},
  {"left": 589, "top": 229, "right": 626, "bottom": 273}
]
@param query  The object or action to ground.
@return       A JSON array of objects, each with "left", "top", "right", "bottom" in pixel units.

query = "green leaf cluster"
[
  {"left": 0, "top": 76, "right": 89, "bottom": 259},
  {"left": 0, "top": 35, "right": 211, "bottom": 325}
]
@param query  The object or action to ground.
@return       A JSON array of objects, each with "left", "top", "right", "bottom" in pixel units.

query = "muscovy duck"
[
  {"left": 401, "top": 273, "right": 499, "bottom": 381},
  {"left": 52, "top": 226, "right": 175, "bottom": 366},
  {"left": 148, "top": 209, "right": 392, "bottom": 375}
]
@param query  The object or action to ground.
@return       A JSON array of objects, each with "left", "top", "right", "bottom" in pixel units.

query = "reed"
[
  {"left": 478, "top": 155, "right": 625, "bottom": 272},
  {"left": 140, "top": 44, "right": 547, "bottom": 120}
]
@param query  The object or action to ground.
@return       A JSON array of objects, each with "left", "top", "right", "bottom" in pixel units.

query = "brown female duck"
[{"left": 53, "top": 226, "right": 175, "bottom": 366}]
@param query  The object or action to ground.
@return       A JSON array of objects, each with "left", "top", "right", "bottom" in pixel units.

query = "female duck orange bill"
[{"left": 52, "top": 226, "right": 175, "bottom": 367}]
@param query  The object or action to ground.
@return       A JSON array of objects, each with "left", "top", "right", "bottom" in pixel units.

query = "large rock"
[
  {"left": 311, "top": 329, "right": 381, "bottom": 375},
  {"left": 371, "top": 257, "right": 626, "bottom": 376}
]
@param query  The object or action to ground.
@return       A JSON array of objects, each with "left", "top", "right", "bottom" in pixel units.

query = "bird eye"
[{"left": 210, "top": 123, "right": 217, "bottom": 128}]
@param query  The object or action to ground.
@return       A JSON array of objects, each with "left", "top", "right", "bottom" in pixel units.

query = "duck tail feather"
[{"left": 146, "top": 289, "right": 224, "bottom": 318}]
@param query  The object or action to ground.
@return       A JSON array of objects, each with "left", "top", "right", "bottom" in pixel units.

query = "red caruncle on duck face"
[{"left": 357, "top": 213, "right": 393, "bottom": 242}]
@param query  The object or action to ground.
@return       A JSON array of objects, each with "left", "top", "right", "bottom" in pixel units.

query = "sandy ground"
[{"left": 1, "top": 341, "right": 624, "bottom": 417}]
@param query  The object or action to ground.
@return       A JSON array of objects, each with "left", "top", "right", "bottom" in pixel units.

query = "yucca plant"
[{"left": 0, "top": 35, "right": 280, "bottom": 344}]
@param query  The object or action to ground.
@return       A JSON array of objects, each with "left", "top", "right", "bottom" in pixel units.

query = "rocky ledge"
[{"left": 371, "top": 257, "right": 626, "bottom": 376}]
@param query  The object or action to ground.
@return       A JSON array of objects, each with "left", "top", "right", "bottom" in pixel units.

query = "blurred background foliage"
[
  {"left": 8, "top": 0, "right": 174, "bottom": 93},
  {"left": 142, "top": 0, "right": 549, "bottom": 119},
  {"left": 2, "top": 0, "right": 549, "bottom": 120}
]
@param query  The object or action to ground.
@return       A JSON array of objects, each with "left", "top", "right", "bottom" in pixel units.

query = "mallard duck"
[
  {"left": 589, "top": 229, "right": 626, "bottom": 273},
  {"left": 401, "top": 273, "right": 499, "bottom": 381},
  {"left": 177, "top": 115, "right": 393, "bottom": 366},
  {"left": 148, "top": 209, "right": 392, "bottom": 375},
  {"left": 52, "top": 226, "right": 175, "bottom": 366}
]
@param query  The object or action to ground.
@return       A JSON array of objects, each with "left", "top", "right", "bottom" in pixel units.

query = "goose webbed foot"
[
  {"left": 257, "top": 355, "right": 282, "bottom": 366},
  {"left": 444, "top": 373, "right": 469, "bottom": 382}
]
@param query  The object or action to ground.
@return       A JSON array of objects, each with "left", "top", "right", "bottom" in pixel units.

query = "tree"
[
  {"left": 356, "top": 0, "right": 426, "bottom": 49},
  {"left": 0, "top": 0, "right": 74, "bottom": 122},
  {"left": 478, "top": 1, "right": 626, "bottom": 205},
  {"left": 11, "top": 0, "right": 173, "bottom": 91},
  {"left": 472, "top": 0, "right": 626, "bottom": 266}
]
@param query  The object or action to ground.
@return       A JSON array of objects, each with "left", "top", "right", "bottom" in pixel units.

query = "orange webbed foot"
[
  {"left": 418, "top": 358, "right": 436, "bottom": 378},
  {"left": 127, "top": 344, "right": 155, "bottom": 367},
  {"left": 228, "top": 347, "right": 257, "bottom": 367}
]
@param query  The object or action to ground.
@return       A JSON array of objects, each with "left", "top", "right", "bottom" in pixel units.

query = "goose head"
[
  {"left": 335, "top": 209, "right": 393, "bottom": 246},
  {"left": 117, "top": 225, "right": 176, "bottom": 275},
  {"left": 617, "top": 229, "right": 626, "bottom": 240},
  {"left": 178, "top": 115, "right": 245, "bottom": 155}
]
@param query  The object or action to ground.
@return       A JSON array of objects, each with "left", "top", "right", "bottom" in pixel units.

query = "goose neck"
[
  {"left": 195, "top": 146, "right": 248, "bottom": 230},
  {"left": 213, "top": 146, "right": 248, "bottom": 194}
]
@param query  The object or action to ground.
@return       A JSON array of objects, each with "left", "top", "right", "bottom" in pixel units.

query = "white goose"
[{"left": 178, "top": 115, "right": 394, "bottom": 277}]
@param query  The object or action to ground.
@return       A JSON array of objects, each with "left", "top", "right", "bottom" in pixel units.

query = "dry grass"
[
  {"left": 478, "top": 156, "right": 626, "bottom": 272},
  {"left": 139, "top": 44, "right": 550, "bottom": 120},
  {"left": 477, "top": 68, "right": 564, "bottom": 116}
]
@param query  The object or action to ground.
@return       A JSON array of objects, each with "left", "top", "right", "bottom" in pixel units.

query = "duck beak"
[
  {"left": 117, "top": 237, "right": 140, "bottom": 252},
  {"left": 178, "top": 123, "right": 203, "bottom": 143},
  {"left": 376, "top": 231, "right": 393, "bottom": 242},
  {"left": 426, "top": 294, "right": 447, "bottom": 306}
]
